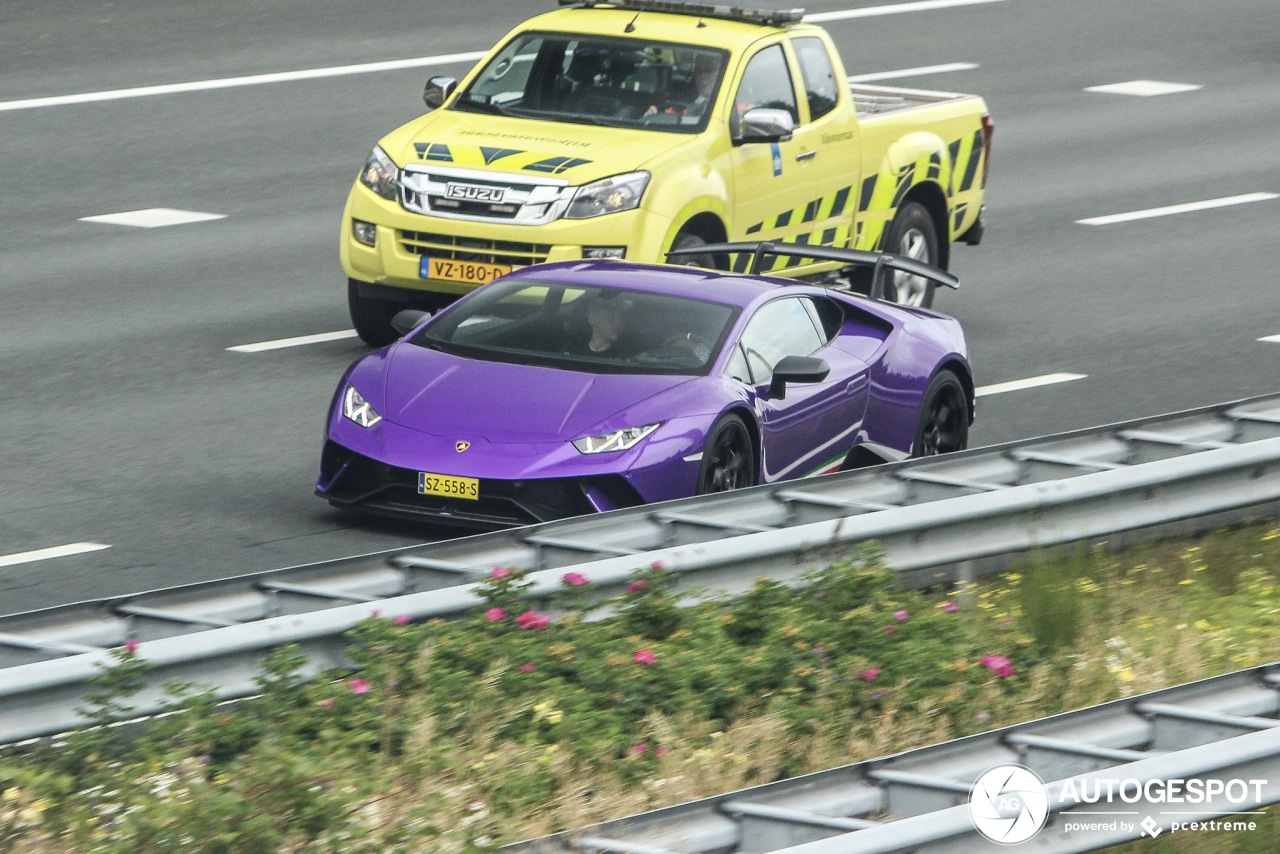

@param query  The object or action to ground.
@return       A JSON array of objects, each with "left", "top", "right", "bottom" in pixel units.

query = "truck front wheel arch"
[{"left": 667, "top": 214, "right": 728, "bottom": 269}]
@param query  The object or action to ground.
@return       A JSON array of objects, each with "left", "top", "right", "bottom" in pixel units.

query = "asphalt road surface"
[{"left": 2, "top": 0, "right": 1277, "bottom": 614}]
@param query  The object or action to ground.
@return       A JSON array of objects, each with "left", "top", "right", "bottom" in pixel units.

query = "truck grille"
[
  {"left": 400, "top": 165, "right": 571, "bottom": 225},
  {"left": 398, "top": 231, "right": 551, "bottom": 267}
]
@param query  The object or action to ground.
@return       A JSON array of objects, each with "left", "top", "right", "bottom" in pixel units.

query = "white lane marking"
[
  {"left": 0, "top": 51, "right": 487, "bottom": 113},
  {"left": 1077, "top": 193, "right": 1278, "bottom": 226},
  {"left": 0, "top": 542, "right": 111, "bottom": 568},
  {"left": 80, "top": 208, "right": 226, "bottom": 228},
  {"left": 849, "top": 62, "right": 978, "bottom": 83},
  {"left": 976, "top": 373, "right": 1086, "bottom": 398},
  {"left": 227, "top": 330, "right": 361, "bottom": 353},
  {"left": 1260, "top": 334, "right": 1280, "bottom": 343},
  {"left": 809, "top": 0, "right": 1006, "bottom": 21},
  {"left": 1086, "top": 80, "right": 1202, "bottom": 97}
]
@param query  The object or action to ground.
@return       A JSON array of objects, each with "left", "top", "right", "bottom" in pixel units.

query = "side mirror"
[
  {"left": 423, "top": 76, "right": 457, "bottom": 110},
  {"left": 734, "top": 107, "right": 795, "bottom": 144},
  {"left": 391, "top": 309, "right": 431, "bottom": 337},
  {"left": 768, "top": 355, "right": 830, "bottom": 400}
]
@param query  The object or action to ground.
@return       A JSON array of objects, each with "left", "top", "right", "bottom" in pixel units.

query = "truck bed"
[{"left": 848, "top": 80, "right": 983, "bottom": 117}]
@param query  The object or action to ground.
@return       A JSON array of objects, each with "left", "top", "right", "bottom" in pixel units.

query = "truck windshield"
[{"left": 452, "top": 32, "right": 728, "bottom": 134}]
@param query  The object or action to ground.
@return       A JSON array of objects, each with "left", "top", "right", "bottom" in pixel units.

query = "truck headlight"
[
  {"left": 342, "top": 385, "right": 383, "bottom": 428},
  {"left": 564, "top": 172, "right": 650, "bottom": 219},
  {"left": 572, "top": 423, "right": 660, "bottom": 454},
  {"left": 359, "top": 146, "right": 401, "bottom": 201}
]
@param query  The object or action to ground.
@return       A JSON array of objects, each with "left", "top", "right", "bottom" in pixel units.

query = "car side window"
[
  {"left": 725, "top": 342, "right": 753, "bottom": 383},
  {"left": 805, "top": 296, "right": 845, "bottom": 342},
  {"left": 735, "top": 297, "right": 825, "bottom": 383},
  {"left": 792, "top": 37, "right": 839, "bottom": 122},
  {"left": 732, "top": 44, "right": 799, "bottom": 133}
]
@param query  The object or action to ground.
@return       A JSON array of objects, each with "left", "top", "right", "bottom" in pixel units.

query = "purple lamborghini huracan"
[{"left": 317, "top": 244, "right": 974, "bottom": 528}]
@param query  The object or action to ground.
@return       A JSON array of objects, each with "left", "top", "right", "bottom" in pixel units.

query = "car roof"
[{"left": 501, "top": 259, "right": 790, "bottom": 307}]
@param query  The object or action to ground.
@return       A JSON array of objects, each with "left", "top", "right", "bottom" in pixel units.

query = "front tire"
[
  {"left": 668, "top": 230, "right": 715, "bottom": 269},
  {"left": 912, "top": 370, "right": 968, "bottom": 457},
  {"left": 696, "top": 414, "right": 756, "bottom": 494},
  {"left": 348, "top": 279, "right": 401, "bottom": 347},
  {"left": 883, "top": 202, "right": 940, "bottom": 309}
]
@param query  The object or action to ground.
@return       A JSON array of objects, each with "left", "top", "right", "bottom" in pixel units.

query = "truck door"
[
  {"left": 787, "top": 36, "right": 861, "bottom": 252},
  {"left": 725, "top": 43, "right": 817, "bottom": 269}
]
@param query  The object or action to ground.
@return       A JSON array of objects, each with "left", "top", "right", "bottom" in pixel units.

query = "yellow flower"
[
  {"left": 1179, "top": 579, "right": 1195, "bottom": 586},
  {"left": 1261, "top": 529, "right": 1280, "bottom": 542}
]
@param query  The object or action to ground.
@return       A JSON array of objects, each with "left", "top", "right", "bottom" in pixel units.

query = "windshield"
[
  {"left": 413, "top": 279, "right": 738, "bottom": 375},
  {"left": 452, "top": 32, "right": 728, "bottom": 133}
]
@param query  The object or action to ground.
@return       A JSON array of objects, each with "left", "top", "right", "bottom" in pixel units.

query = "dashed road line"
[
  {"left": 80, "top": 208, "right": 226, "bottom": 228},
  {"left": 227, "top": 330, "right": 360, "bottom": 353},
  {"left": 1077, "top": 193, "right": 1278, "bottom": 226},
  {"left": 0, "top": 543, "right": 111, "bottom": 569},
  {"left": 976, "top": 373, "right": 1086, "bottom": 398},
  {"left": 1260, "top": 334, "right": 1280, "bottom": 344},
  {"left": 1086, "top": 80, "right": 1202, "bottom": 97}
]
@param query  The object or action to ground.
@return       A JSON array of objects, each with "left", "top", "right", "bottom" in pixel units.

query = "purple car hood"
[{"left": 378, "top": 343, "right": 695, "bottom": 443}]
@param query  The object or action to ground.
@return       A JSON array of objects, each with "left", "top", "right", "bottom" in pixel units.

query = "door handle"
[{"left": 795, "top": 149, "right": 817, "bottom": 161}]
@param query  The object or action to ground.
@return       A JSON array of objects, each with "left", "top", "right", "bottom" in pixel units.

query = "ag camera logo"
[{"left": 970, "top": 765, "right": 1050, "bottom": 844}]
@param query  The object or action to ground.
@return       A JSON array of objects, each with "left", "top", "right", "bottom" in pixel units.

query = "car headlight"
[
  {"left": 359, "top": 145, "right": 401, "bottom": 201},
  {"left": 564, "top": 171, "right": 650, "bottom": 219},
  {"left": 342, "top": 385, "right": 383, "bottom": 428},
  {"left": 572, "top": 423, "right": 660, "bottom": 454}
]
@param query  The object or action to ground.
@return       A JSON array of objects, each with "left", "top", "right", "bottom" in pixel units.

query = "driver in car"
[{"left": 644, "top": 53, "right": 721, "bottom": 119}]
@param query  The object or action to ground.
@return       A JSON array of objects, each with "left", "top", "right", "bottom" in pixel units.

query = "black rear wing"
[{"left": 665, "top": 241, "right": 959, "bottom": 301}]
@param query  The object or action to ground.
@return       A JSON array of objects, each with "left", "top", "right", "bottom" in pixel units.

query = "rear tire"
[
  {"left": 882, "top": 202, "right": 939, "bottom": 309},
  {"left": 696, "top": 414, "right": 756, "bottom": 494},
  {"left": 348, "top": 279, "right": 401, "bottom": 347},
  {"left": 912, "top": 370, "right": 968, "bottom": 457}
]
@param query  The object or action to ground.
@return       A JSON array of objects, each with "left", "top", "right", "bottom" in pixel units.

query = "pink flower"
[
  {"left": 882, "top": 625, "right": 895, "bottom": 635},
  {"left": 393, "top": 614, "right": 411, "bottom": 625},
  {"left": 490, "top": 567, "right": 511, "bottom": 579},
  {"left": 515, "top": 610, "right": 551, "bottom": 630},
  {"left": 520, "top": 663, "right": 537, "bottom": 673},
  {"left": 348, "top": 678, "right": 372, "bottom": 695},
  {"left": 318, "top": 698, "right": 335, "bottom": 709},
  {"left": 123, "top": 639, "right": 139, "bottom": 654},
  {"left": 484, "top": 607, "right": 507, "bottom": 622},
  {"left": 980, "top": 655, "right": 1014, "bottom": 679},
  {"left": 562, "top": 571, "right": 589, "bottom": 587},
  {"left": 627, "top": 580, "right": 650, "bottom": 593},
  {"left": 650, "top": 560, "right": 665, "bottom": 571},
  {"left": 369, "top": 609, "right": 382, "bottom": 618},
  {"left": 632, "top": 649, "right": 658, "bottom": 665},
  {"left": 893, "top": 610, "right": 910, "bottom": 622},
  {"left": 632, "top": 742, "right": 648, "bottom": 755},
  {"left": 858, "top": 667, "right": 881, "bottom": 682},
  {"left": 944, "top": 600, "right": 960, "bottom": 613},
  {"left": 656, "top": 745, "right": 669, "bottom": 758}
]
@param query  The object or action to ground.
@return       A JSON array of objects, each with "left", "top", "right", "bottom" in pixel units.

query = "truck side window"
[
  {"left": 792, "top": 38, "right": 839, "bottom": 121},
  {"left": 733, "top": 44, "right": 799, "bottom": 131}
]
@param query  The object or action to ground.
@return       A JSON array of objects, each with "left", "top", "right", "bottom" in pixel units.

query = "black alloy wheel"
[
  {"left": 696, "top": 414, "right": 756, "bottom": 494},
  {"left": 912, "top": 371, "right": 969, "bottom": 456}
]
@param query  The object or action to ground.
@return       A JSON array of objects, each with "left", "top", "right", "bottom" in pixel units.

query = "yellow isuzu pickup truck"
[{"left": 341, "top": 0, "right": 993, "bottom": 343}]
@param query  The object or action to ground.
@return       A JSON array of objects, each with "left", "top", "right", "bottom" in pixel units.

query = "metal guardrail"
[
  {"left": 504, "top": 664, "right": 1280, "bottom": 853},
  {"left": 1, "top": 393, "right": 1280, "bottom": 744}
]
